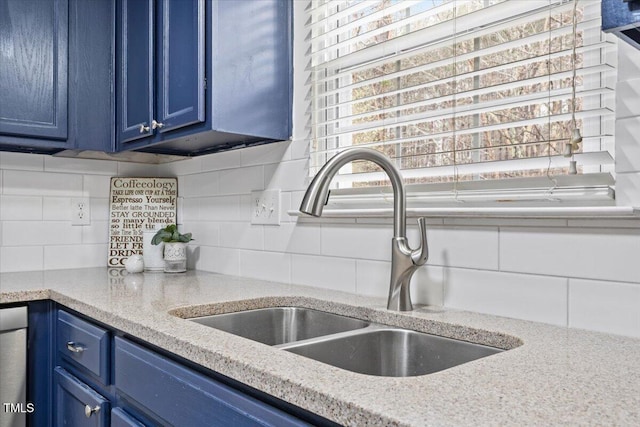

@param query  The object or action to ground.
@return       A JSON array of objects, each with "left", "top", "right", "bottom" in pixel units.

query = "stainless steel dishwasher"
[{"left": 0, "top": 306, "right": 28, "bottom": 427}]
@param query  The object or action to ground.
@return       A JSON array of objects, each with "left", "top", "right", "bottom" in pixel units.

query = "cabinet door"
[
  {"left": 116, "top": 0, "right": 154, "bottom": 144},
  {"left": 156, "top": 0, "right": 205, "bottom": 134},
  {"left": 0, "top": 0, "right": 68, "bottom": 140},
  {"left": 115, "top": 337, "right": 308, "bottom": 427},
  {"left": 54, "top": 367, "right": 109, "bottom": 427},
  {"left": 111, "top": 408, "right": 145, "bottom": 427}
]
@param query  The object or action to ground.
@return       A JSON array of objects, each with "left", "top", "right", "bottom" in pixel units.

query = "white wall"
[
  {"left": 163, "top": 7, "right": 640, "bottom": 338},
  {"left": 0, "top": 152, "right": 162, "bottom": 272},
  {"left": 1, "top": 6, "right": 638, "bottom": 338}
]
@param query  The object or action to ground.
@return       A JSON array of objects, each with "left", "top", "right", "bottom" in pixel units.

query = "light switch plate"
[{"left": 251, "top": 189, "right": 281, "bottom": 225}]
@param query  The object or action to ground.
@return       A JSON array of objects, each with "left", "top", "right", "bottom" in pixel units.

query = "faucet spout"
[{"left": 299, "top": 147, "right": 428, "bottom": 311}]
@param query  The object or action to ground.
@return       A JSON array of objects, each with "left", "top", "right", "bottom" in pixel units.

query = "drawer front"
[
  {"left": 111, "top": 408, "right": 145, "bottom": 427},
  {"left": 54, "top": 367, "right": 109, "bottom": 427},
  {"left": 57, "top": 310, "right": 110, "bottom": 384},
  {"left": 114, "top": 337, "right": 309, "bottom": 427}
]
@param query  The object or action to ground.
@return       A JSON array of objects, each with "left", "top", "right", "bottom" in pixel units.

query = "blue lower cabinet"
[
  {"left": 54, "top": 367, "right": 109, "bottom": 427},
  {"left": 111, "top": 408, "right": 146, "bottom": 427},
  {"left": 56, "top": 310, "right": 110, "bottom": 385},
  {"left": 114, "top": 337, "right": 310, "bottom": 427}
]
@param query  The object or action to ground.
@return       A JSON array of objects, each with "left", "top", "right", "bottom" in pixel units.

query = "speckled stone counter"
[{"left": 1, "top": 268, "right": 639, "bottom": 426}]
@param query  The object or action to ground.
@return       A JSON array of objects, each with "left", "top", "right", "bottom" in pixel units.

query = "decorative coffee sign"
[{"left": 108, "top": 177, "right": 177, "bottom": 267}]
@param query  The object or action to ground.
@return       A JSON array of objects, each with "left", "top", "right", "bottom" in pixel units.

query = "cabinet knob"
[
  {"left": 139, "top": 124, "right": 150, "bottom": 133},
  {"left": 84, "top": 404, "right": 100, "bottom": 418},
  {"left": 66, "top": 341, "right": 85, "bottom": 353},
  {"left": 152, "top": 119, "right": 164, "bottom": 130}
]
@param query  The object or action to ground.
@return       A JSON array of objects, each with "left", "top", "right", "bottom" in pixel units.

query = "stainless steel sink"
[
  {"left": 189, "top": 307, "right": 369, "bottom": 345},
  {"left": 281, "top": 327, "right": 503, "bottom": 377},
  {"left": 186, "top": 306, "right": 505, "bottom": 377}
]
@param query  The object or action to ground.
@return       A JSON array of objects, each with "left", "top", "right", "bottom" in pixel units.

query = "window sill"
[{"left": 289, "top": 206, "right": 640, "bottom": 220}]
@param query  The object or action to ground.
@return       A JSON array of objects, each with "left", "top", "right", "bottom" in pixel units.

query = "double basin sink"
[{"left": 187, "top": 307, "right": 505, "bottom": 377}]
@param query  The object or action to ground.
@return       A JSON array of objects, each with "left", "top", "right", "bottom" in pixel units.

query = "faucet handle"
[{"left": 411, "top": 217, "right": 429, "bottom": 266}]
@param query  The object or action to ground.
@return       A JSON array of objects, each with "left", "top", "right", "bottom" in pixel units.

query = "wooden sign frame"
[{"left": 108, "top": 177, "right": 178, "bottom": 267}]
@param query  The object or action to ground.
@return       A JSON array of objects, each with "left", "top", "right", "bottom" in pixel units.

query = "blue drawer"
[
  {"left": 114, "top": 337, "right": 309, "bottom": 427},
  {"left": 111, "top": 408, "right": 145, "bottom": 427},
  {"left": 57, "top": 310, "right": 110, "bottom": 385},
  {"left": 54, "top": 367, "right": 109, "bottom": 427}
]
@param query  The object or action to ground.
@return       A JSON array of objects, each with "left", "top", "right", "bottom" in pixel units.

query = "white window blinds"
[{"left": 308, "top": 0, "right": 617, "bottom": 204}]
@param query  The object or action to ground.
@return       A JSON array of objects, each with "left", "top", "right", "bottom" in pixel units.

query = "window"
[{"left": 307, "top": 0, "right": 617, "bottom": 206}]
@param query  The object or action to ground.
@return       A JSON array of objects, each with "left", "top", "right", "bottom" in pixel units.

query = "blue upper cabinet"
[
  {"left": 156, "top": 0, "right": 206, "bottom": 133},
  {"left": 116, "top": 0, "right": 206, "bottom": 145},
  {"left": 0, "top": 0, "right": 69, "bottom": 147},
  {"left": 117, "top": 0, "right": 292, "bottom": 156},
  {"left": 0, "top": 0, "right": 114, "bottom": 154}
]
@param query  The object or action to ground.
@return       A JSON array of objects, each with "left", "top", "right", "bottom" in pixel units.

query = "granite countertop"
[{"left": 1, "top": 268, "right": 638, "bottom": 426}]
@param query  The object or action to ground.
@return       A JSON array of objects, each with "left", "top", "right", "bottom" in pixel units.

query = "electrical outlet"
[
  {"left": 71, "top": 198, "right": 91, "bottom": 226},
  {"left": 250, "top": 189, "right": 281, "bottom": 225}
]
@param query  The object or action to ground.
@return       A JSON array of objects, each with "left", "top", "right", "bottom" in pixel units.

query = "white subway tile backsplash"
[
  {"left": 218, "top": 165, "right": 263, "bottom": 195},
  {"left": 198, "top": 196, "right": 240, "bottom": 221},
  {"left": 179, "top": 171, "right": 219, "bottom": 197},
  {"left": 355, "top": 259, "right": 444, "bottom": 306},
  {"left": 614, "top": 117, "right": 640, "bottom": 173},
  {"left": 45, "top": 157, "right": 117, "bottom": 175},
  {"left": 2, "top": 221, "right": 82, "bottom": 246},
  {"left": 81, "top": 221, "right": 109, "bottom": 244},
  {"left": 3, "top": 170, "right": 83, "bottom": 197},
  {"left": 618, "top": 41, "right": 640, "bottom": 82},
  {"left": 412, "top": 265, "right": 445, "bottom": 307},
  {"left": 238, "top": 195, "right": 252, "bottom": 222},
  {"left": 83, "top": 175, "right": 113, "bottom": 198},
  {"left": 219, "top": 222, "right": 264, "bottom": 250},
  {"left": 615, "top": 172, "right": 640, "bottom": 207},
  {"left": 279, "top": 191, "right": 292, "bottom": 223},
  {"left": 90, "top": 198, "right": 109, "bottom": 221},
  {"left": 425, "top": 226, "right": 500, "bottom": 270},
  {"left": 321, "top": 224, "right": 392, "bottom": 261},
  {"left": 161, "top": 157, "right": 202, "bottom": 176},
  {"left": 500, "top": 227, "right": 640, "bottom": 284},
  {"left": 616, "top": 79, "right": 640, "bottom": 120},
  {"left": 183, "top": 221, "right": 219, "bottom": 247},
  {"left": 264, "top": 222, "right": 321, "bottom": 255},
  {"left": 0, "top": 196, "right": 42, "bottom": 220},
  {"left": 444, "top": 268, "right": 568, "bottom": 326},
  {"left": 239, "top": 250, "right": 291, "bottom": 283},
  {"left": 291, "top": 254, "right": 356, "bottom": 292},
  {"left": 116, "top": 162, "right": 159, "bottom": 177},
  {"left": 355, "top": 259, "right": 392, "bottom": 298},
  {"left": 241, "top": 141, "right": 290, "bottom": 166},
  {"left": 43, "top": 197, "right": 71, "bottom": 221},
  {"left": 264, "top": 159, "right": 308, "bottom": 192},
  {"left": 43, "top": 244, "right": 107, "bottom": 270},
  {"left": 194, "top": 246, "right": 240, "bottom": 276},
  {"left": 569, "top": 279, "right": 640, "bottom": 338},
  {"left": 201, "top": 150, "right": 241, "bottom": 172},
  {"left": 287, "top": 139, "right": 310, "bottom": 161},
  {"left": 0, "top": 152, "right": 44, "bottom": 171},
  {"left": 180, "top": 198, "right": 199, "bottom": 222},
  {"left": 0, "top": 246, "right": 44, "bottom": 272}
]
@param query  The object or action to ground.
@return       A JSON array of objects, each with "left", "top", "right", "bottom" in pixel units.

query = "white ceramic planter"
[
  {"left": 143, "top": 230, "right": 165, "bottom": 272},
  {"left": 163, "top": 242, "right": 187, "bottom": 273}
]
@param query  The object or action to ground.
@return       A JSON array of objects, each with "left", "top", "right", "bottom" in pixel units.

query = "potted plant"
[{"left": 151, "top": 224, "right": 193, "bottom": 273}]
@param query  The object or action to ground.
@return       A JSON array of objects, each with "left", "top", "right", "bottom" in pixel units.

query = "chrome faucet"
[{"left": 299, "top": 148, "right": 428, "bottom": 311}]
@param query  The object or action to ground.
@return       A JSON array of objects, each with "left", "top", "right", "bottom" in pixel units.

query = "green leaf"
[
  {"left": 150, "top": 224, "right": 193, "bottom": 244},
  {"left": 151, "top": 229, "right": 172, "bottom": 245},
  {"left": 178, "top": 233, "right": 193, "bottom": 243}
]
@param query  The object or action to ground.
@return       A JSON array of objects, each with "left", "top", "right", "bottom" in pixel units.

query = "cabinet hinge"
[{"left": 204, "top": 78, "right": 207, "bottom": 90}]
